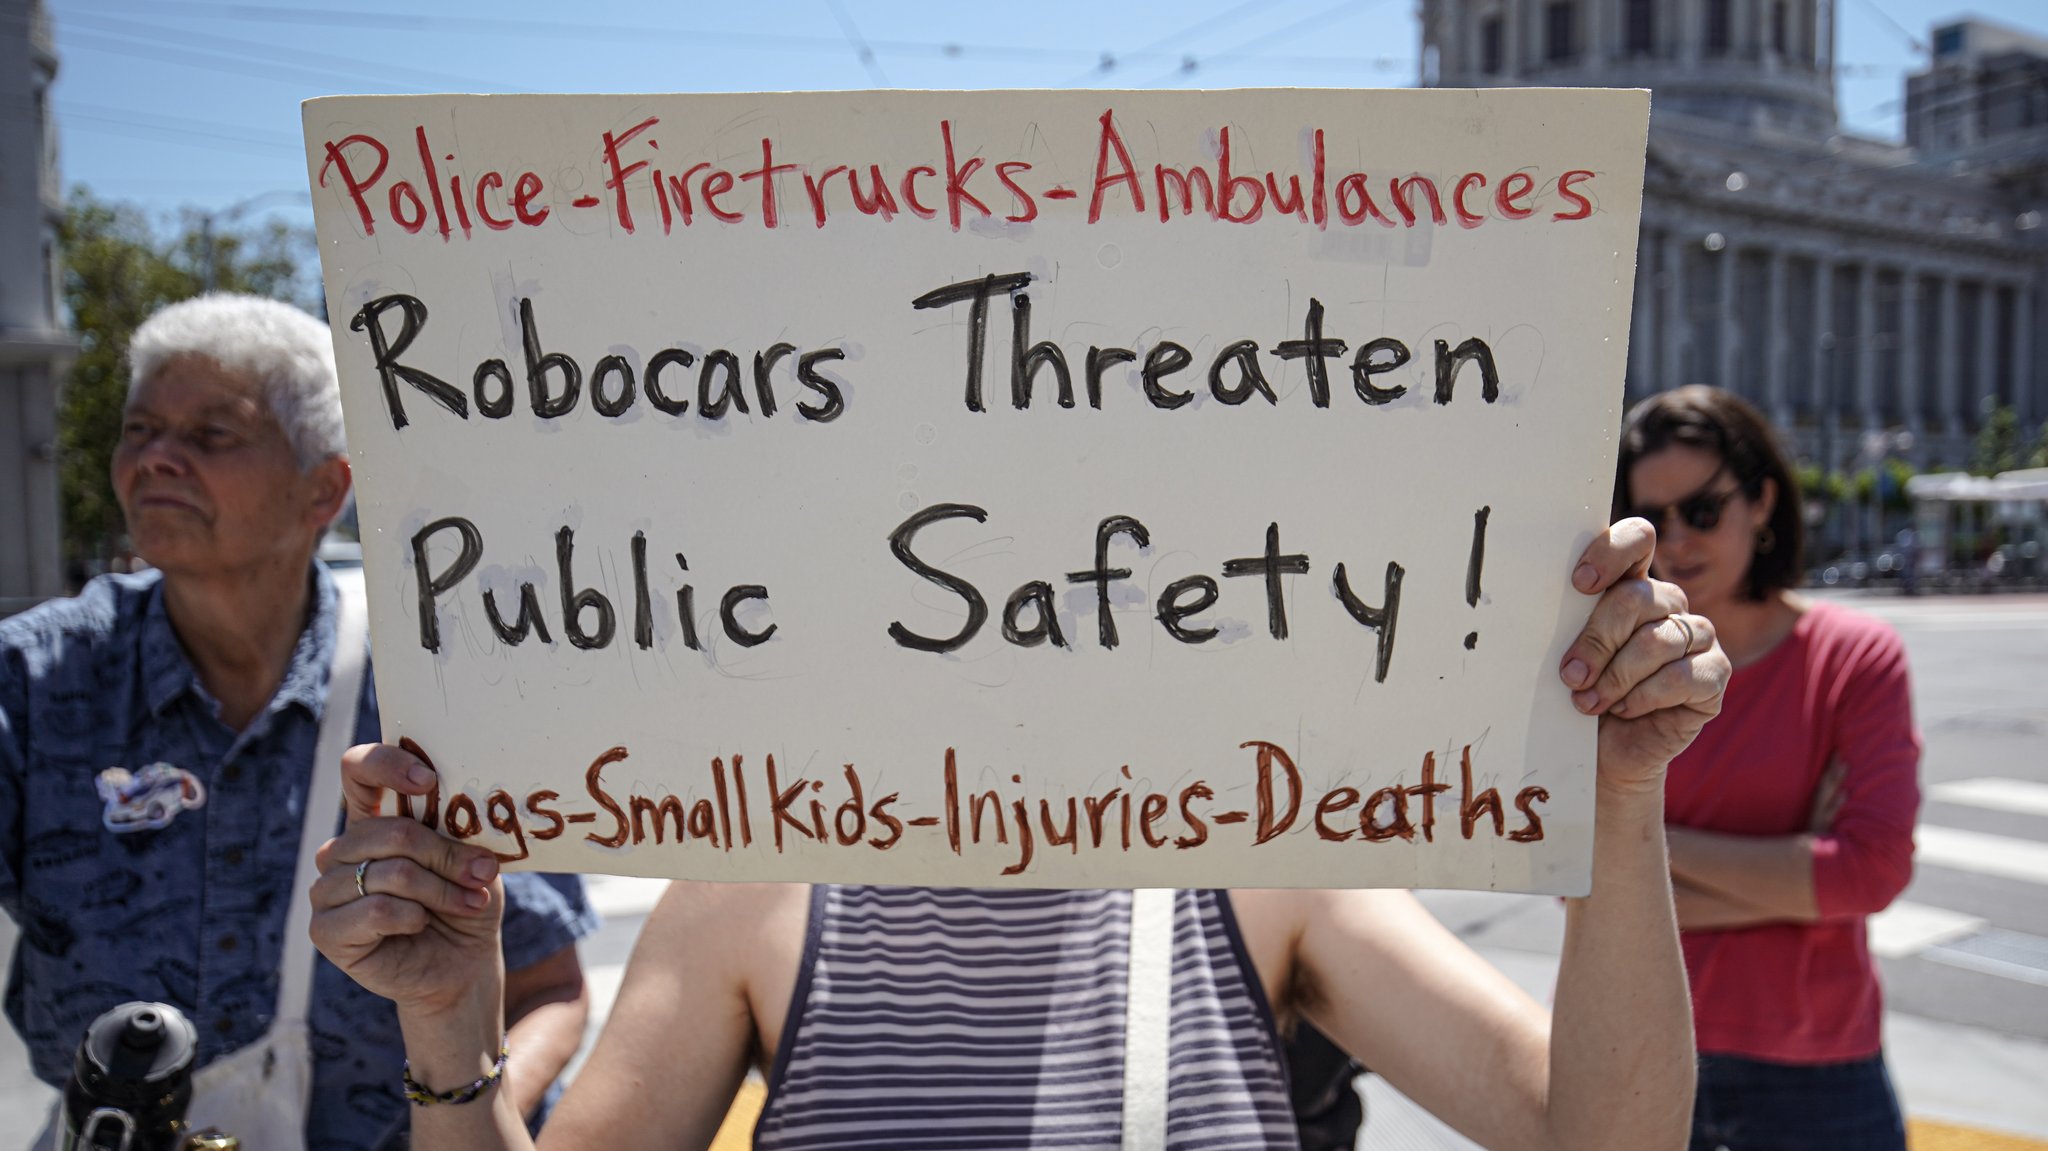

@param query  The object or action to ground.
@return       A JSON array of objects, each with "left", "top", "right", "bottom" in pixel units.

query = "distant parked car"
[
  {"left": 1813, "top": 548, "right": 1908, "bottom": 587},
  {"left": 1817, "top": 553, "right": 1872, "bottom": 587}
]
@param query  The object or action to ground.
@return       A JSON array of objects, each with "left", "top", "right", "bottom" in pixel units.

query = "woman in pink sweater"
[{"left": 1616, "top": 386, "right": 1921, "bottom": 1151}]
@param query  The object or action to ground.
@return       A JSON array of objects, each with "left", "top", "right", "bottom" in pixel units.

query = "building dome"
[{"left": 1421, "top": 0, "right": 1838, "bottom": 137}]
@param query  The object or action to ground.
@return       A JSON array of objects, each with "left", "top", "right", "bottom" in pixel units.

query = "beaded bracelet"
[{"left": 402, "top": 1037, "right": 508, "bottom": 1106}]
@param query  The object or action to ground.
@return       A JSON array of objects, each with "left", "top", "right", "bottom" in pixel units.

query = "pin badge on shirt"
[{"left": 96, "top": 763, "right": 208, "bottom": 833}]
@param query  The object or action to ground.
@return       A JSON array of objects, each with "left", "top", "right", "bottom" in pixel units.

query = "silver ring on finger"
[
  {"left": 1673, "top": 615, "right": 1696, "bottom": 656},
  {"left": 354, "top": 858, "right": 371, "bottom": 901}
]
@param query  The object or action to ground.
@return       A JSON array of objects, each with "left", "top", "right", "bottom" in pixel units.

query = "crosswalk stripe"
[
  {"left": 1888, "top": 616, "right": 2048, "bottom": 631},
  {"left": 1869, "top": 900, "right": 1987, "bottom": 959},
  {"left": 1929, "top": 778, "right": 2048, "bottom": 820},
  {"left": 1830, "top": 603, "right": 2048, "bottom": 629},
  {"left": 1925, "top": 945, "right": 2048, "bottom": 989},
  {"left": 1918, "top": 826, "right": 2048, "bottom": 887}
]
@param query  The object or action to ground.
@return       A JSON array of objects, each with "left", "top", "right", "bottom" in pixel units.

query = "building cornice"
[{"left": 0, "top": 329, "right": 80, "bottom": 367}]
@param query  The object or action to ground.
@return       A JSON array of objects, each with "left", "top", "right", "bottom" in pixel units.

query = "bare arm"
[
  {"left": 1669, "top": 627, "right": 1921, "bottom": 931},
  {"left": 1543, "top": 782, "right": 1693, "bottom": 1150},
  {"left": 1298, "top": 519, "right": 1722, "bottom": 1151},
  {"left": 501, "top": 944, "right": 590, "bottom": 1120},
  {"left": 311, "top": 744, "right": 535, "bottom": 1150},
  {"left": 1673, "top": 878, "right": 1797, "bottom": 929},
  {"left": 1287, "top": 888, "right": 1553, "bottom": 1150},
  {"left": 536, "top": 882, "right": 785, "bottom": 1147},
  {"left": 1539, "top": 519, "right": 1725, "bottom": 1151},
  {"left": 1667, "top": 826, "right": 1818, "bottom": 924}
]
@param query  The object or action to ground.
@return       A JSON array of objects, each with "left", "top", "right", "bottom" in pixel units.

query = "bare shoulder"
[
  {"left": 650, "top": 879, "right": 808, "bottom": 922},
  {"left": 549, "top": 883, "right": 810, "bottom": 1141},
  {"left": 1228, "top": 888, "right": 1442, "bottom": 1021},
  {"left": 639, "top": 881, "right": 809, "bottom": 1062},
  {"left": 642, "top": 880, "right": 809, "bottom": 963},
  {"left": 1233, "top": 887, "right": 1544, "bottom": 1088},
  {"left": 1232, "top": 887, "right": 1436, "bottom": 946}
]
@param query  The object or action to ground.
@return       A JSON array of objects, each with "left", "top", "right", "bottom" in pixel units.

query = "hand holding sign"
[
  {"left": 1557, "top": 519, "right": 1730, "bottom": 793},
  {"left": 309, "top": 743, "right": 505, "bottom": 1021}
]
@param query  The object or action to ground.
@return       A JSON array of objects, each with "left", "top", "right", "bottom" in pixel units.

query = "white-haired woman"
[{"left": 1, "top": 294, "right": 600, "bottom": 1148}]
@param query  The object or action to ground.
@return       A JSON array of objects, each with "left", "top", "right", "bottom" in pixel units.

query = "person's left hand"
[
  {"left": 1808, "top": 756, "right": 1849, "bottom": 833},
  {"left": 1556, "top": 517, "right": 1731, "bottom": 792}
]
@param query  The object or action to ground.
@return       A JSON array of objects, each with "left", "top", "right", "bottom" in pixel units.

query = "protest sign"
[{"left": 302, "top": 89, "right": 1647, "bottom": 893}]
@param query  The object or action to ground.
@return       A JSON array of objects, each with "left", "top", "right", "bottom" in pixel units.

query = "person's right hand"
[{"left": 309, "top": 741, "right": 504, "bottom": 1018}]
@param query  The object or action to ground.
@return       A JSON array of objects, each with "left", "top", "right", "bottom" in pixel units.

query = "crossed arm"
[{"left": 1669, "top": 631, "right": 1920, "bottom": 932}]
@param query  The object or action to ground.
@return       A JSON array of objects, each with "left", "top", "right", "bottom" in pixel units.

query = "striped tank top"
[{"left": 753, "top": 886, "right": 1301, "bottom": 1151}]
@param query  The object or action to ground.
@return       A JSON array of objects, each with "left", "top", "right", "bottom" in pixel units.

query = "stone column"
[
  {"left": 1504, "top": 0, "right": 1523, "bottom": 79},
  {"left": 1716, "top": 244, "right": 1739, "bottom": 391},
  {"left": 1977, "top": 280, "right": 1999, "bottom": 423},
  {"left": 1766, "top": 248, "right": 1790, "bottom": 425},
  {"left": 1812, "top": 256, "right": 1837, "bottom": 468},
  {"left": 1662, "top": 230, "right": 1688, "bottom": 388},
  {"left": 1899, "top": 271, "right": 1922, "bottom": 434},
  {"left": 1856, "top": 262, "right": 1879, "bottom": 430},
  {"left": 1586, "top": 0, "right": 1607, "bottom": 73},
  {"left": 2015, "top": 285, "right": 2034, "bottom": 425},
  {"left": 1938, "top": 275, "right": 1961, "bottom": 436},
  {"left": 1629, "top": 229, "right": 1656, "bottom": 393},
  {"left": 1680, "top": 0, "right": 1702, "bottom": 67}
]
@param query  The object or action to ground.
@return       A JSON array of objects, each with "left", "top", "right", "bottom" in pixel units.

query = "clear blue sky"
[{"left": 43, "top": 0, "right": 2048, "bottom": 231}]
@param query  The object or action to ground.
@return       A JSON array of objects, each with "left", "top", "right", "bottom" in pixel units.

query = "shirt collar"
[{"left": 141, "top": 564, "right": 340, "bottom": 722}]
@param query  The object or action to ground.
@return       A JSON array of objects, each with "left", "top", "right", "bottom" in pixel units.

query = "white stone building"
[
  {"left": 0, "top": 0, "right": 70, "bottom": 615},
  {"left": 1420, "top": 0, "right": 2047, "bottom": 473}
]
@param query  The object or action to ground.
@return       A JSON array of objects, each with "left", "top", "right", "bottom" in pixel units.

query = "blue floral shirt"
[{"left": 0, "top": 567, "right": 599, "bottom": 1149}]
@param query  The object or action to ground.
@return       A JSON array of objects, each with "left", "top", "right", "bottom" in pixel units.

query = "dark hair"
[{"left": 1614, "top": 386, "right": 1804, "bottom": 601}]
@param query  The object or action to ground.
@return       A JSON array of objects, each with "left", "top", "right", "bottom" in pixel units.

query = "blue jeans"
[{"left": 1690, "top": 1053, "right": 1906, "bottom": 1151}]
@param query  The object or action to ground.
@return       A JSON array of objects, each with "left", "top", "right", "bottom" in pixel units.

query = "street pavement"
[{"left": 1, "top": 590, "right": 2042, "bottom": 1145}]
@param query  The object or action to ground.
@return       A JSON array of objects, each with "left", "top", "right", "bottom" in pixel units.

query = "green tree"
[
  {"left": 1972, "top": 403, "right": 2022, "bottom": 476},
  {"left": 1880, "top": 457, "right": 1917, "bottom": 510},
  {"left": 2030, "top": 421, "right": 2048, "bottom": 470},
  {"left": 56, "top": 187, "right": 314, "bottom": 568}
]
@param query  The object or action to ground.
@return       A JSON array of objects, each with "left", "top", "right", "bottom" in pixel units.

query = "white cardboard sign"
[{"left": 302, "top": 90, "right": 1646, "bottom": 894}]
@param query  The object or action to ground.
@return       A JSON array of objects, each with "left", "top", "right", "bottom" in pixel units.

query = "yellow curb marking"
[
  {"left": 711, "top": 1090, "right": 2048, "bottom": 1151},
  {"left": 1912, "top": 1117, "right": 2048, "bottom": 1150},
  {"left": 709, "top": 1076, "right": 768, "bottom": 1151}
]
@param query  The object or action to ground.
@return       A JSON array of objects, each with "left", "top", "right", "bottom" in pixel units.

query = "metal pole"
[{"left": 1820, "top": 332, "right": 1836, "bottom": 557}]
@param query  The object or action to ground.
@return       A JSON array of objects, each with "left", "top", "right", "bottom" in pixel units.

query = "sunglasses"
[{"left": 1625, "top": 477, "right": 1746, "bottom": 534}]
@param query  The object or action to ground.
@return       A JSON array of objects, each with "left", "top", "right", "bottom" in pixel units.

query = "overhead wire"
[
  {"left": 826, "top": 0, "right": 890, "bottom": 86},
  {"left": 1844, "top": 0, "right": 1928, "bottom": 57},
  {"left": 59, "top": 26, "right": 473, "bottom": 93},
  {"left": 58, "top": 9, "right": 509, "bottom": 92},
  {"left": 1138, "top": 0, "right": 1395, "bottom": 87},
  {"left": 53, "top": 0, "right": 1412, "bottom": 74},
  {"left": 1063, "top": 0, "right": 1276, "bottom": 83}
]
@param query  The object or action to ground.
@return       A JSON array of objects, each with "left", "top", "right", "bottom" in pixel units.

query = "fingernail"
[
  {"left": 1574, "top": 563, "right": 1599, "bottom": 592},
  {"left": 1563, "top": 659, "right": 1591, "bottom": 688},
  {"left": 1572, "top": 689, "right": 1600, "bottom": 713},
  {"left": 464, "top": 889, "right": 488, "bottom": 910},
  {"left": 469, "top": 856, "right": 497, "bottom": 882},
  {"left": 406, "top": 764, "right": 434, "bottom": 788}
]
